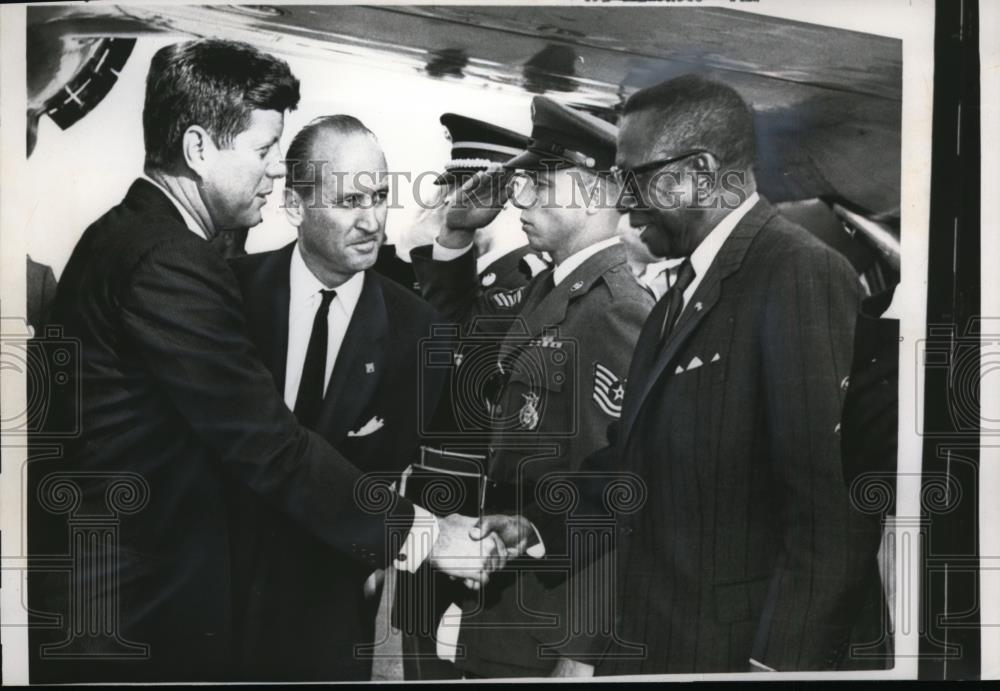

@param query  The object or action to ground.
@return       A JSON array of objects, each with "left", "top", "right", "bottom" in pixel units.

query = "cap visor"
[
  {"left": 503, "top": 149, "right": 543, "bottom": 171},
  {"left": 504, "top": 149, "right": 575, "bottom": 172}
]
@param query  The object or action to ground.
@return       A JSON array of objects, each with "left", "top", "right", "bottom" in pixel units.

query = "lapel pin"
[
  {"left": 481, "top": 272, "right": 496, "bottom": 287},
  {"left": 694, "top": 301, "right": 703, "bottom": 311},
  {"left": 365, "top": 362, "right": 375, "bottom": 374},
  {"left": 571, "top": 280, "right": 584, "bottom": 292}
]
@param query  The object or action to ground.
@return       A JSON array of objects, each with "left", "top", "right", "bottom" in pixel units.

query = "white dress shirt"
[
  {"left": 140, "top": 174, "right": 209, "bottom": 241},
  {"left": 682, "top": 192, "right": 760, "bottom": 314},
  {"left": 282, "top": 245, "right": 365, "bottom": 410}
]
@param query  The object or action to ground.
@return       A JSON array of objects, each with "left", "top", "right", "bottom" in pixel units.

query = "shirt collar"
[
  {"left": 553, "top": 236, "right": 620, "bottom": 286},
  {"left": 641, "top": 257, "right": 683, "bottom": 284},
  {"left": 290, "top": 242, "right": 365, "bottom": 314},
  {"left": 688, "top": 192, "right": 759, "bottom": 282},
  {"left": 140, "top": 174, "right": 209, "bottom": 241}
]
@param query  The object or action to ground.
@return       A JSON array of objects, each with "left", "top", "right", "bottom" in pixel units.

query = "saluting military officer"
[
  {"left": 410, "top": 96, "right": 653, "bottom": 678},
  {"left": 415, "top": 114, "right": 551, "bottom": 446},
  {"left": 375, "top": 114, "right": 548, "bottom": 298}
]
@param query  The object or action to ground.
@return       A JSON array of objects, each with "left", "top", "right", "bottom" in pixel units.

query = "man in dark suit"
[
  {"left": 26, "top": 39, "right": 500, "bottom": 684},
  {"left": 409, "top": 96, "right": 653, "bottom": 678},
  {"left": 498, "top": 74, "right": 884, "bottom": 675},
  {"left": 227, "top": 115, "right": 447, "bottom": 680}
]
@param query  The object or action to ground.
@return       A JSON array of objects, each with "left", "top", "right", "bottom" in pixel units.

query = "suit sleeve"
[
  {"left": 752, "top": 244, "right": 875, "bottom": 669},
  {"left": 532, "top": 285, "right": 650, "bottom": 661},
  {"left": 410, "top": 243, "right": 480, "bottom": 323},
  {"left": 118, "top": 240, "right": 415, "bottom": 569},
  {"left": 410, "top": 243, "right": 528, "bottom": 337}
]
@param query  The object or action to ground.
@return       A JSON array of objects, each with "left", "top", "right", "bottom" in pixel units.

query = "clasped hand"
[{"left": 429, "top": 513, "right": 537, "bottom": 590}]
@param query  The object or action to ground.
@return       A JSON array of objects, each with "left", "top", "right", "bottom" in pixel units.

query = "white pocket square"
[
  {"left": 348, "top": 416, "right": 384, "bottom": 437},
  {"left": 686, "top": 356, "right": 704, "bottom": 370}
]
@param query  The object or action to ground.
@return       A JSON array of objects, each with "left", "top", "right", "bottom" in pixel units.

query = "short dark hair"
[
  {"left": 623, "top": 75, "right": 756, "bottom": 172},
  {"left": 285, "top": 115, "right": 378, "bottom": 197},
  {"left": 143, "top": 39, "right": 300, "bottom": 170}
]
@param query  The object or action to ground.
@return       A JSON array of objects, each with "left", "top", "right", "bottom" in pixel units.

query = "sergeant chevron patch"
[
  {"left": 593, "top": 362, "right": 625, "bottom": 418},
  {"left": 491, "top": 287, "right": 523, "bottom": 309}
]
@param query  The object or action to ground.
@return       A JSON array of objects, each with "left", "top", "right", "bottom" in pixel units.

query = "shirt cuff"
[
  {"left": 432, "top": 238, "right": 473, "bottom": 261},
  {"left": 394, "top": 505, "right": 439, "bottom": 573},
  {"left": 525, "top": 523, "right": 546, "bottom": 558},
  {"left": 749, "top": 658, "right": 776, "bottom": 672}
]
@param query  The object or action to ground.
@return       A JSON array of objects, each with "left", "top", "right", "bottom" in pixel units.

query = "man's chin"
[{"left": 639, "top": 225, "right": 675, "bottom": 259}]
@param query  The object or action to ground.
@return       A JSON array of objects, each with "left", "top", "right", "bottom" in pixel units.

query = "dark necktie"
[
  {"left": 658, "top": 259, "right": 696, "bottom": 343},
  {"left": 294, "top": 288, "right": 337, "bottom": 428}
]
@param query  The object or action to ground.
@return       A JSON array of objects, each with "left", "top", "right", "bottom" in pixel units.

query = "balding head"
[
  {"left": 285, "top": 115, "right": 385, "bottom": 203},
  {"left": 282, "top": 115, "right": 389, "bottom": 288}
]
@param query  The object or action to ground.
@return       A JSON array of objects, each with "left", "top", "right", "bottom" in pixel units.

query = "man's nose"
[
  {"left": 356, "top": 203, "right": 380, "bottom": 232},
  {"left": 265, "top": 148, "right": 286, "bottom": 178}
]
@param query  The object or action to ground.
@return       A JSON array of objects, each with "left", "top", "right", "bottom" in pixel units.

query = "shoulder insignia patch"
[
  {"left": 593, "top": 362, "right": 625, "bottom": 418},
  {"left": 491, "top": 287, "right": 524, "bottom": 309}
]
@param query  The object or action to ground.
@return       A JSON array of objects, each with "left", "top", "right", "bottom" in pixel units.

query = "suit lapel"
[
  {"left": 621, "top": 201, "right": 776, "bottom": 442},
  {"left": 314, "top": 271, "right": 387, "bottom": 443},
  {"left": 245, "top": 244, "right": 293, "bottom": 393}
]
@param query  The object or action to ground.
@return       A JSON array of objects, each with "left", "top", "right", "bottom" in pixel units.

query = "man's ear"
[
  {"left": 182, "top": 125, "right": 215, "bottom": 178},
  {"left": 691, "top": 153, "right": 719, "bottom": 194},
  {"left": 284, "top": 187, "right": 304, "bottom": 227}
]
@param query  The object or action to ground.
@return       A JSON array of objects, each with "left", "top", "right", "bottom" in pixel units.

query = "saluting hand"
[{"left": 444, "top": 164, "right": 512, "bottom": 234}]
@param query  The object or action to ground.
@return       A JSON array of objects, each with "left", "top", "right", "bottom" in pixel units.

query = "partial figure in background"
[
  {"left": 377, "top": 113, "right": 549, "bottom": 299},
  {"left": 26, "top": 254, "right": 58, "bottom": 333}
]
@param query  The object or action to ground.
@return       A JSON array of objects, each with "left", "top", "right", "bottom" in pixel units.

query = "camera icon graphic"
[{"left": 1, "top": 322, "right": 81, "bottom": 437}]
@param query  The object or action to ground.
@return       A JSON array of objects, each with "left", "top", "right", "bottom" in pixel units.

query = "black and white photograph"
[{"left": 0, "top": 0, "right": 993, "bottom": 684}]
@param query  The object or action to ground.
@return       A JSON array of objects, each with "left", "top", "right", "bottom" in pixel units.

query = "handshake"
[{"left": 427, "top": 512, "right": 539, "bottom": 590}]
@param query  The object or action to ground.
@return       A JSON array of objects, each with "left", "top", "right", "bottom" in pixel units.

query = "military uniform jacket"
[
  {"left": 410, "top": 243, "right": 547, "bottom": 447},
  {"left": 412, "top": 241, "right": 652, "bottom": 677}
]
